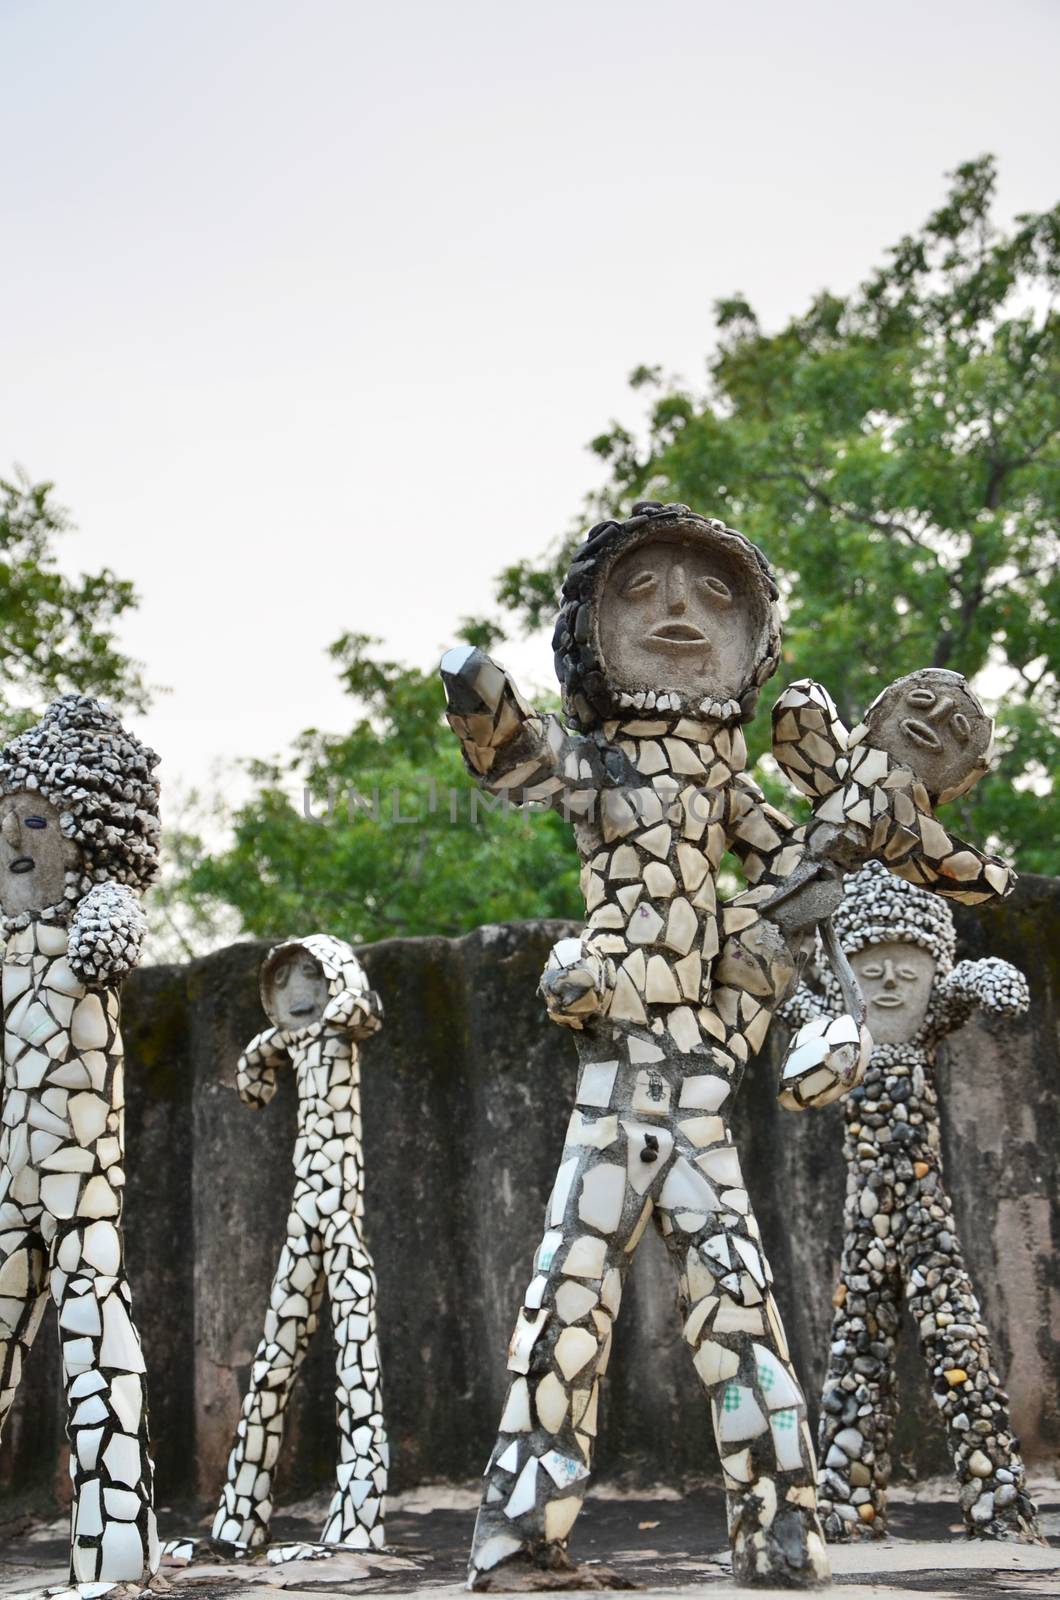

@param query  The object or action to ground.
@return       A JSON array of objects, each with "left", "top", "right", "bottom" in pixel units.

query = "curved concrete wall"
[{"left": 3, "top": 876, "right": 1057, "bottom": 1515}]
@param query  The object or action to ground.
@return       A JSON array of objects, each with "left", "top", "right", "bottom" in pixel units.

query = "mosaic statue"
[
  {"left": 0, "top": 695, "right": 161, "bottom": 1585},
  {"left": 768, "top": 670, "right": 1013, "bottom": 1102},
  {"left": 783, "top": 862, "right": 1041, "bottom": 1543},
  {"left": 439, "top": 501, "right": 1015, "bottom": 1589},
  {"left": 212, "top": 934, "right": 389, "bottom": 1554}
]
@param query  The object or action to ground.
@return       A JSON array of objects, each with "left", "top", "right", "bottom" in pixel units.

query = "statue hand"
[{"left": 538, "top": 938, "right": 615, "bottom": 1030}]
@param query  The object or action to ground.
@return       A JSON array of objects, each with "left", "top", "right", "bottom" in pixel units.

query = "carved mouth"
[
  {"left": 9, "top": 857, "right": 34, "bottom": 875},
  {"left": 872, "top": 994, "right": 904, "bottom": 1008},
  {"left": 647, "top": 623, "right": 708, "bottom": 648},
  {"left": 899, "top": 717, "right": 942, "bottom": 752},
  {"left": 289, "top": 1003, "right": 317, "bottom": 1017}
]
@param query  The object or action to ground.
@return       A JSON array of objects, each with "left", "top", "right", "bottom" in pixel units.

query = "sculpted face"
[
  {"left": 596, "top": 535, "right": 758, "bottom": 703},
  {"left": 864, "top": 670, "right": 991, "bottom": 800},
  {"left": 0, "top": 792, "right": 72, "bottom": 917},
  {"left": 264, "top": 948, "right": 329, "bottom": 1030},
  {"left": 850, "top": 940, "right": 936, "bottom": 1044}
]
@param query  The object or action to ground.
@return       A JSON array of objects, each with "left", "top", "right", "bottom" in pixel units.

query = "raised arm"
[
  {"left": 934, "top": 956, "right": 1030, "bottom": 1035},
  {"left": 236, "top": 1027, "right": 290, "bottom": 1108},
  {"left": 323, "top": 984, "right": 384, "bottom": 1040},
  {"left": 67, "top": 881, "right": 147, "bottom": 983},
  {"left": 439, "top": 645, "right": 605, "bottom": 815},
  {"left": 772, "top": 679, "right": 849, "bottom": 802}
]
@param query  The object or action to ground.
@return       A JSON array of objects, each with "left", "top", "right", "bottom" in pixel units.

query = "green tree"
[
  {"left": 494, "top": 157, "right": 1059, "bottom": 871},
  {"left": 188, "top": 633, "right": 581, "bottom": 944},
  {"left": 0, "top": 472, "right": 148, "bottom": 731}
]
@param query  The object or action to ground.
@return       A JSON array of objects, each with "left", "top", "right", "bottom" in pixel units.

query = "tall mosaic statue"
[
  {"left": 0, "top": 696, "right": 161, "bottom": 1585},
  {"left": 439, "top": 502, "right": 1018, "bottom": 1589},
  {"left": 212, "top": 934, "right": 389, "bottom": 1555},
  {"left": 783, "top": 862, "right": 1041, "bottom": 1543}
]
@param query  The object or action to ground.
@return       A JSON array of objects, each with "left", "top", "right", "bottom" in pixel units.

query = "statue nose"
[
  {"left": 1, "top": 811, "right": 20, "bottom": 848},
  {"left": 667, "top": 563, "right": 688, "bottom": 614},
  {"left": 882, "top": 960, "right": 897, "bottom": 989}
]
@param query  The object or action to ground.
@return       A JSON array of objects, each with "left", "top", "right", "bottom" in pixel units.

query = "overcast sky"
[{"left": 2, "top": 0, "right": 1057, "bottom": 807}]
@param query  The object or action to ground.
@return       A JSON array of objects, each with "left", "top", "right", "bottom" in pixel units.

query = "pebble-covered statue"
[
  {"left": 439, "top": 501, "right": 1019, "bottom": 1590},
  {"left": 783, "top": 862, "right": 1041, "bottom": 1544},
  {"left": 212, "top": 935, "right": 389, "bottom": 1555},
  {"left": 0, "top": 695, "right": 161, "bottom": 1586}
]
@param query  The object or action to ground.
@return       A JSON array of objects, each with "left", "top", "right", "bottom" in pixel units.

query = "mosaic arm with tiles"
[
  {"left": 0, "top": 695, "right": 161, "bottom": 1587},
  {"left": 439, "top": 501, "right": 978, "bottom": 1591},
  {"left": 780, "top": 863, "right": 1041, "bottom": 1544}
]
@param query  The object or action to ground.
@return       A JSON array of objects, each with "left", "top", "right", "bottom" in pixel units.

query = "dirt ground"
[{"left": 2, "top": 1478, "right": 1058, "bottom": 1600}]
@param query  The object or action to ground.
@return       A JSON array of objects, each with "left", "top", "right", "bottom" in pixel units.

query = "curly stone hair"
[
  {"left": 551, "top": 500, "right": 782, "bottom": 731},
  {"left": 0, "top": 695, "right": 161, "bottom": 894}
]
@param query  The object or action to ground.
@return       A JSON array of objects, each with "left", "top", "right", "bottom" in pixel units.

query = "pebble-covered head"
[
  {"left": 261, "top": 933, "right": 380, "bottom": 1036},
  {"left": 552, "top": 500, "right": 782, "bottom": 730},
  {"left": 0, "top": 695, "right": 160, "bottom": 923},
  {"left": 832, "top": 861, "right": 954, "bottom": 1045}
]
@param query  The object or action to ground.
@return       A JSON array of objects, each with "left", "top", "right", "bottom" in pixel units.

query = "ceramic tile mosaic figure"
[
  {"left": 767, "top": 671, "right": 1015, "bottom": 1103},
  {"left": 0, "top": 695, "right": 161, "bottom": 1585},
  {"left": 211, "top": 935, "right": 388, "bottom": 1554},
  {"left": 782, "top": 862, "right": 1041, "bottom": 1544},
  {"left": 439, "top": 500, "right": 997, "bottom": 1591}
]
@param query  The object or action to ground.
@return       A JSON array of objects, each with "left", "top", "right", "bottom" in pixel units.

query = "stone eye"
[
  {"left": 898, "top": 967, "right": 918, "bottom": 980},
  {"left": 906, "top": 687, "right": 936, "bottom": 708},
  {"left": 698, "top": 576, "right": 733, "bottom": 606},
  {"left": 952, "top": 712, "right": 971, "bottom": 743},
  {"left": 622, "top": 570, "right": 656, "bottom": 597},
  {"left": 273, "top": 967, "right": 290, "bottom": 990},
  {"left": 861, "top": 963, "right": 883, "bottom": 978},
  {"left": 24, "top": 816, "right": 47, "bottom": 829}
]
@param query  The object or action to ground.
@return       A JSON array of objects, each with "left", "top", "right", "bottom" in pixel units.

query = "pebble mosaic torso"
[
  {"left": 0, "top": 918, "right": 156, "bottom": 1584},
  {"left": 793, "top": 961, "right": 1042, "bottom": 1543}
]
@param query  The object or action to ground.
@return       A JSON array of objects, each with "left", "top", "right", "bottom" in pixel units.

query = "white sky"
[{"left": 2, "top": 0, "right": 1057, "bottom": 808}]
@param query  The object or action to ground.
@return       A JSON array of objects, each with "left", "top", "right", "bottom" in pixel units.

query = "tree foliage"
[
  {"left": 494, "top": 157, "right": 1059, "bottom": 870},
  {"left": 188, "top": 633, "right": 581, "bottom": 944},
  {"left": 0, "top": 472, "right": 148, "bottom": 733}
]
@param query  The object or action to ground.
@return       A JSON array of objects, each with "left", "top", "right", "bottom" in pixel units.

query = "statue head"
[
  {"left": 0, "top": 696, "right": 160, "bottom": 925},
  {"left": 833, "top": 861, "right": 955, "bottom": 1045},
  {"left": 855, "top": 668, "right": 993, "bottom": 804},
  {"left": 260, "top": 932, "right": 377, "bottom": 1036},
  {"left": 552, "top": 502, "right": 782, "bottom": 730}
]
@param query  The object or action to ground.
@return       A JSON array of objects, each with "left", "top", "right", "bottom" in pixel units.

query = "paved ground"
[{"left": 1, "top": 1480, "right": 1058, "bottom": 1600}]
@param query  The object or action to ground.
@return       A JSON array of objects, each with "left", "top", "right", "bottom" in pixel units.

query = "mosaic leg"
[
  {"left": 0, "top": 1199, "right": 48, "bottom": 1434},
  {"left": 655, "top": 1135, "right": 831, "bottom": 1589},
  {"left": 212, "top": 1206, "right": 326, "bottom": 1548},
  {"left": 900, "top": 1175, "right": 1041, "bottom": 1541},
  {"left": 468, "top": 1108, "right": 656, "bottom": 1587},
  {"left": 815, "top": 1206, "right": 901, "bottom": 1540},
  {"left": 49, "top": 1216, "right": 157, "bottom": 1585},
  {"left": 319, "top": 1206, "right": 388, "bottom": 1549}
]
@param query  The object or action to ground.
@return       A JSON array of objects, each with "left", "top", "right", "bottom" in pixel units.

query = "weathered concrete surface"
[{"left": 2, "top": 877, "right": 1057, "bottom": 1517}]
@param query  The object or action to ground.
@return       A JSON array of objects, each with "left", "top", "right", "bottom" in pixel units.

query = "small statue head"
[
  {"left": 552, "top": 502, "right": 782, "bottom": 730},
  {"left": 855, "top": 668, "right": 994, "bottom": 804},
  {"left": 0, "top": 696, "right": 160, "bottom": 926},
  {"left": 833, "top": 861, "right": 955, "bottom": 1046},
  {"left": 260, "top": 933, "right": 379, "bottom": 1037}
]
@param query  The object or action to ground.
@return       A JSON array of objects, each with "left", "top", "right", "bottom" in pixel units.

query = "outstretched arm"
[
  {"left": 439, "top": 645, "right": 605, "bottom": 815},
  {"left": 236, "top": 1027, "right": 290, "bottom": 1107},
  {"left": 772, "top": 679, "right": 849, "bottom": 802},
  {"left": 67, "top": 881, "right": 147, "bottom": 983},
  {"left": 323, "top": 984, "right": 384, "bottom": 1040},
  {"left": 935, "top": 957, "right": 1030, "bottom": 1034},
  {"left": 887, "top": 819, "right": 1016, "bottom": 905}
]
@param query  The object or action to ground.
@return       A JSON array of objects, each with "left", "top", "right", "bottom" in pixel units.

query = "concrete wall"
[{"left": 3, "top": 876, "right": 1058, "bottom": 1515}]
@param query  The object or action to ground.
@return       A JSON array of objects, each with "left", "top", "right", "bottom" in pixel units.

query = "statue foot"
[
  {"left": 471, "top": 1552, "right": 639, "bottom": 1591},
  {"left": 732, "top": 1505, "right": 832, "bottom": 1589}
]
